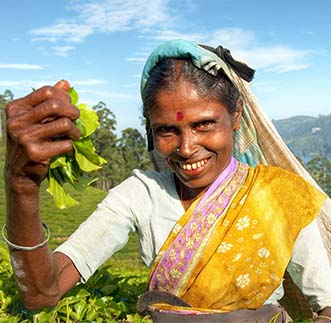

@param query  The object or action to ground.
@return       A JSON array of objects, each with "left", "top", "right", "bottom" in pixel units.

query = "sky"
[{"left": 0, "top": 0, "right": 330, "bottom": 134}]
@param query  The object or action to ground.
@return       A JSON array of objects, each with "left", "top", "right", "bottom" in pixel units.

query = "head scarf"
[
  {"left": 140, "top": 39, "right": 331, "bottom": 264},
  {"left": 140, "top": 39, "right": 265, "bottom": 166}
]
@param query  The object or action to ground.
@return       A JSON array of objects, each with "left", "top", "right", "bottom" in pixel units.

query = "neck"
[{"left": 175, "top": 177, "right": 207, "bottom": 210}]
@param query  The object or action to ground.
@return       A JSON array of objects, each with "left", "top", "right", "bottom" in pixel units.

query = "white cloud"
[
  {"left": 0, "top": 79, "right": 107, "bottom": 92},
  {"left": 0, "top": 64, "right": 43, "bottom": 70},
  {"left": 39, "top": 45, "right": 75, "bottom": 57},
  {"left": 144, "top": 27, "right": 313, "bottom": 74},
  {"left": 237, "top": 46, "right": 311, "bottom": 73},
  {"left": 207, "top": 28, "right": 256, "bottom": 50},
  {"left": 30, "top": 0, "right": 170, "bottom": 44},
  {"left": 28, "top": 1, "right": 315, "bottom": 74}
]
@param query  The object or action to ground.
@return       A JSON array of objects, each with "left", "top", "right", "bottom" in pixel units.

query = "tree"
[
  {"left": 90, "top": 101, "right": 124, "bottom": 190},
  {"left": 90, "top": 102, "right": 152, "bottom": 190},
  {"left": 118, "top": 127, "right": 152, "bottom": 179},
  {"left": 0, "top": 89, "right": 14, "bottom": 142},
  {"left": 306, "top": 156, "right": 331, "bottom": 196}
]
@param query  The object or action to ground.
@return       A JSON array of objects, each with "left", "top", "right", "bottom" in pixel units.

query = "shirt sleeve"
[
  {"left": 287, "top": 207, "right": 331, "bottom": 312},
  {"left": 54, "top": 172, "right": 153, "bottom": 282}
]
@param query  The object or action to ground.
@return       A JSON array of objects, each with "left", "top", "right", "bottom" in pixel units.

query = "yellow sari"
[{"left": 148, "top": 162, "right": 326, "bottom": 313}]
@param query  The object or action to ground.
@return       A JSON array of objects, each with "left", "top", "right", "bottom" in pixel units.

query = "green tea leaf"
[
  {"left": 77, "top": 103, "right": 100, "bottom": 138},
  {"left": 47, "top": 86, "right": 107, "bottom": 209},
  {"left": 47, "top": 174, "right": 79, "bottom": 209},
  {"left": 73, "top": 139, "right": 107, "bottom": 172},
  {"left": 69, "top": 87, "right": 79, "bottom": 105}
]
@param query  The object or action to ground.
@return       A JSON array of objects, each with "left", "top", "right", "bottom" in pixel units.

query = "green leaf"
[
  {"left": 47, "top": 173, "right": 79, "bottom": 209},
  {"left": 73, "top": 139, "right": 107, "bottom": 172},
  {"left": 69, "top": 87, "right": 79, "bottom": 105},
  {"left": 77, "top": 103, "right": 100, "bottom": 138},
  {"left": 47, "top": 85, "right": 107, "bottom": 209}
]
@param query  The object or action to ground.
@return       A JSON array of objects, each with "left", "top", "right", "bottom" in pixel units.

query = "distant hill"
[{"left": 272, "top": 114, "right": 331, "bottom": 158}]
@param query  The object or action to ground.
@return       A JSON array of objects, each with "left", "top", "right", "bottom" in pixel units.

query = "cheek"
[
  {"left": 154, "top": 137, "right": 176, "bottom": 157},
  {"left": 205, "top": 131, "right": 234, "bottom": 152}
]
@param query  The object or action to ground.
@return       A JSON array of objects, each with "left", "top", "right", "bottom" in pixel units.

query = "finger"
[
  {"left": 29, "top": 99, "right": 79, "bottom": 124},
  {"left": 7, "top": 100, "right": 80, "bottom": 144},
  {"left": 54, "top": 79, "right": 71, "bottom": 92},
  {"left": 6, "top": 86, "right": 71, "bottom": 118},
  {"left": 7, "top": 100, "right": 79, "bottom": 134},
  {"left": 18, "top": 118, "right": 80, "bottom": 145},
  {"left": 23, "top": 140, "right": 74, "bottom": 163}
]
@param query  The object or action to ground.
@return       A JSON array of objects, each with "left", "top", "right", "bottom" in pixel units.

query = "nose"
[{"left": 176, "top": 130, "right": 198, "bottom": 158}]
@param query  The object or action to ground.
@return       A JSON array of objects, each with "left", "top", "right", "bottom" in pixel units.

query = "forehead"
[{"left": 149, "top": 81, "right": 229, "bottom": 124}]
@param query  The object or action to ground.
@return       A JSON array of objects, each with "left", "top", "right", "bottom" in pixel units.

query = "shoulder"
[
  {"left": 251, "top": 164, "right": 326, "bottom": 207},
  {"left": 131, "top": 169, "right": 175, "bottom": 188},
  {"left": 105, "top": 168, "right": 176, "bottom": 201},
  {"left": 253, "top": 164, "right": 315, "bottom": 187}
]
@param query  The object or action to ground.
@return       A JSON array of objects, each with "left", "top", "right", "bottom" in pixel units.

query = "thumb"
[{"left": 54, "top": 79, "right": 71, "bottom": 92}]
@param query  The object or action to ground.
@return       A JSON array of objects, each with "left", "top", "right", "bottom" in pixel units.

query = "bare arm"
[
  {"left": 4, "top": 83, "right": 81, "bottom": 309},
  {"left": 314, "top": 307, "right": 331, "bottom": 322}
]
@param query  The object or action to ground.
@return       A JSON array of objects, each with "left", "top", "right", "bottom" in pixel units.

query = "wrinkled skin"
[
  {"left": 6, "top": 83, "right": 80, "bottom": 189},
  {"left": 5, "top": 83, "right": 81, "bottom": 309}
]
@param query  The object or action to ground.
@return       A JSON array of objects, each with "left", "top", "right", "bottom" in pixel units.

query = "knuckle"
[
  {"left": 46, "top": 98, "right": 63, "bottom": 112},
  {"left": 25, "top": 144, "right": 41, "bottom": 162},
  {"left": 60, "top": 118, "right": 73, "bottom": 131},
  {"left": 5, "top": 101, "right": 15, "bottom": 116},
  {"left": 6, "top": 118, "right": 17, "bottom": 134},
  {"left": 5, "top": 99, "right": 24, "bottom": 117},
  {"left": 18, "top": 132, "right": 31, "bottom": 145},
  {"left": 42, "top": 86, "right": 56, "bottom": 98}
]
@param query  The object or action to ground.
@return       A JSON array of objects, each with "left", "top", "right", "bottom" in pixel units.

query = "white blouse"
[{"left": 55, "top": 169, "right": 331, "bottom": 312}]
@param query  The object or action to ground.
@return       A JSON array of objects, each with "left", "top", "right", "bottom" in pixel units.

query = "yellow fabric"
[{"left": 148, "top": 165, "right": 326, "bottom": 313}]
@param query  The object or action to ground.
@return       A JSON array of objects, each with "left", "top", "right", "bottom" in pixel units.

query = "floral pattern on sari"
[
  {"left": 149, "top": 162, "right": 249, "bottom": 294},
  {"left": 148, "top": 164, "right": 326, "bottom": 312}
]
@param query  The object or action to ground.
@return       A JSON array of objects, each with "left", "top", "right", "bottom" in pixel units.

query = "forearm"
[
  {"left": 314, "top": 306, "right": 331, "bottom": 322},
  {"left": 5, "top": 184, "right": 61, "bottom": 308},
  {"left": 4, "top": 82, "right": 82, "bottom": 309}
]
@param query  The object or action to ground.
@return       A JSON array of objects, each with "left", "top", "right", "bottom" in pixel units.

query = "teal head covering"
[{"left": 140, "top": 39, "right": 266, "bottom": 166}]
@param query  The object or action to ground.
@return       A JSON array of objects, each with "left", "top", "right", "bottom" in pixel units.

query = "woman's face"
[{"left": 149, "top": 80, "right": 241, "bottom": 191}]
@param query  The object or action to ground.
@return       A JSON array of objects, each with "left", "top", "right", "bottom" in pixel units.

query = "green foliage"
[
  {"left": 0, "top": 140, "right": 150, "bottom": 322},
  {"left": 91, "top": 102, "right": 152, "bottom": 191},
  {"left": 306, "top": 157, "right": 331, "bottom": 196},
  {"left": 118, "top": 128, "right": 152, "bottom": 180},
  {"left": 48, "top": 88, "right": 107, "bottom": 209},
  {"left": 90, "top": 101, "right": 124, "bottom": 190},
  {"left": 0, "top": 245, "right": 151, "bottom": 323},
  {"left": 0, "top": 89, "right": 13, "bottom": 142},
  {"left": 273, "top": 114, "right": 331, "bottom": 158}
]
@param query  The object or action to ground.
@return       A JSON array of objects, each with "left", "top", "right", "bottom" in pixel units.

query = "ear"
[{"left": 232, "top": 99, "right": 243, "bottom": 130}]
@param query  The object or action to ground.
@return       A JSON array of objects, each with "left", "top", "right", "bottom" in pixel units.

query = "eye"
[
  {"left": 194, "top": 120, "right": 216, "bottom": 131},
  {"left": 154, "top": 125, "right": 178, "bottom": 137}
]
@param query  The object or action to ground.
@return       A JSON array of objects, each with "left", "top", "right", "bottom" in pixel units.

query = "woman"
[{"left": 3, "top": 39, "right": 331, "bottom": 322}]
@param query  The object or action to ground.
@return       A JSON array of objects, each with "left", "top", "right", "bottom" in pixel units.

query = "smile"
[{"left": 179, "top": 158, "right": 209, "bottom": 171}]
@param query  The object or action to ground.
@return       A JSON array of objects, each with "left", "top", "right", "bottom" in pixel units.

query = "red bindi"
[{"left": 176, "top": 111, "right": 184, "bottom": 121}]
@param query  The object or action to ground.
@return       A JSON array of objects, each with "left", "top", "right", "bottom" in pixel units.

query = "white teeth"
[{"left": 180, "top": 159, "right": 207, "bottom": 170}]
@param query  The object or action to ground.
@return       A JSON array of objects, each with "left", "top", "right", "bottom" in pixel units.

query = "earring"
[{"left": 234, "top": 125, "right": 241, "bottom": 131}]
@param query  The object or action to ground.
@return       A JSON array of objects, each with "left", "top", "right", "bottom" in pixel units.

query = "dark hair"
[{"left": 142, "top": 58, "right": 241, "bottom": 118}]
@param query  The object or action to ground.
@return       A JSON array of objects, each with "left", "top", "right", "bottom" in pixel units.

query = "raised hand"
[{"left": 5, "top": 81, "right": 80, "bottom": 189}]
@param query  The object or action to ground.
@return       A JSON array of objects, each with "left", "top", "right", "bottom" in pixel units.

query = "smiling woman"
[
  {"left": 143, "top": 58, "right": 242, "bottom": 204},
  {"left": 3, "top": 39, "right": 331, "bottom": 323}
]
